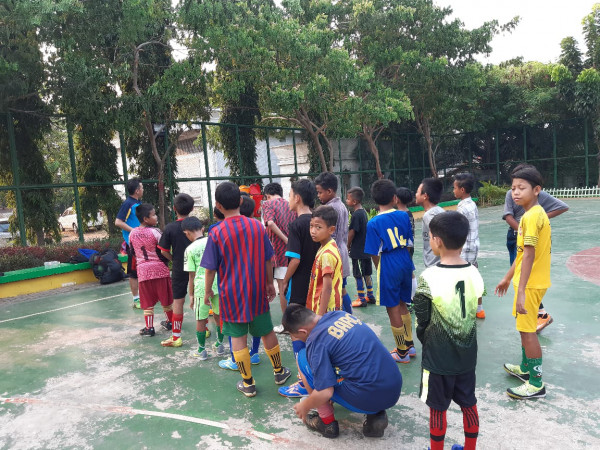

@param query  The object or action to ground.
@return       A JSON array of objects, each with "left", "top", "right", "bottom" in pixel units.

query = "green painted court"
[{"left": 1, "top": 200, "right": 599, "bottom": 449}]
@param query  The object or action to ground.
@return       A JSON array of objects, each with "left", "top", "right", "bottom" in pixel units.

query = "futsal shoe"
[
  {"left": 160, "top": 320, "right": 172, "bottom": 331},
  {"left": 407, "top": 346, "right": 417, "bottom": 357},
  {"left": 390, "top": 349, "right": 410, "bottom": 363},
  {"left": 506, "top": 381, "right": 546, "bottom": 400},
  {"left": 536, "top": 313, "right": 553, "bottom": 333},
  {"left": 306, "top": 410, "right": 339, "bottom": 438},
  {"left": 451, "top": 445, "right": 464, "bottom": 450},
  {"left": 363, "top": 410, "right": 388, "bottom": 438},
  {"left": 208, "top": 309, "right": 214, "bottom": 316},
  {"left": 367, "top": 296, "right": 377, "bottom": 305},
  {"left": 161, "top": 336, "right": 182, "bottom": 347},
  {"left": 352, "top": 298, "right": 367, "bottom": 308},
  {"left": 476, "top": 309, "right": 486, "bottom": 319},
  {"left": 274, "top": 366, "right": 292, "bottom": 385},
  {"left": 192, "top": 349, "right": 208, "bottom": 360},
  {"left": 273, "top": 324, "right": 285, "bottom": 333},
  {"left": 237, "top": 380, "right": 257, "bottom": 398},
  {"left": 215, "top": 342, "right": 226, "bottom": 356},
  {"left": 503, "top": 363, "right": 530, "bottom": 382},
  {"left": 219, "top": 357, "right": 239, "bottom": 370},
  {"left": 205, "top": 329, "right": 211, "bottom": 339},
  {"left": 139, "top": 327, "right": 155, "bottom": 337},
  {"left": 278, "top": 380, "right": 309, "bottom": 398},
  {"left": 250, "top": 353, "right": 260, "bottom": 364},
  {"left": 133, "top": 300, "right": 141, "bottom": 309}
]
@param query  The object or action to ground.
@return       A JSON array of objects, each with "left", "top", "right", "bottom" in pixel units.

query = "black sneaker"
[
  {"left": 367, "top": 296, "right": 377, "bottom": 305},
  {"left": 274, "top": 366, "right": 292, "bottom": 385},
  {"left": 237, "top": 380, "right": 257, "bottom": 397},
  {"left": 363, "top": 410, "right": 388, "bottom": 437},
  {"left": 139, "top": 327, "right": 155, "bottom": 337},
  {"left": 306, "top": 410, "right": 339, "bottom": 438},
  {"left": 161, "top": 320, "right": 172, "bottom": 331}
]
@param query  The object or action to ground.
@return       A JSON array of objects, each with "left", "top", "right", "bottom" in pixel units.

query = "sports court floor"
[{"left": 1, "top": 199, "right": 599, "bottom": 449}]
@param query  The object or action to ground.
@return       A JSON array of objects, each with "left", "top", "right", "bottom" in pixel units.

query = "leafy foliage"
[{"left": 477, "top": 181, "right": 509, "bottom": 206}]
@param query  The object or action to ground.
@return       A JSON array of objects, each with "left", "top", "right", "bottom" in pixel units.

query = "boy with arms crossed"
[
  {"left": 128, "top": 203, "right": 174, "bottom": 337},
  {"left": 200, "top": 182, "right": 291, "bottom": 397},
  {"left": 182, "top": 216, "right": 225, "bottom": 359},
  {"left": 364, "top": 180, "right": 416, "bottom": 363},
  {"left": 414, "top": 211, "right": 484, "bottom": 450},
  {"left": 415, "top": 177, "right": 445, "bottom": 268},
  {"left": 453, "top": 173, "right": 485, "bottom": 319},
  {"left": 314, "top": 172, "right": 352, "bottom": 313},
  {"left": 158, "top": 193, "right": 195, "bottom": 346},
  {"left": 496, "top": 165, "right": 551, "bottom": 399}
]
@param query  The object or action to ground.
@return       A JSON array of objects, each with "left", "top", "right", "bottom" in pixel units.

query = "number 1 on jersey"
[{"left": 455, "top": 280, "right": 466, "bottom": 318}]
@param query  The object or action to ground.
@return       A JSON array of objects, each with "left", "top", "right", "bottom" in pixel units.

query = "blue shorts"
[
  {"left": 377, "top": 265, "right": 413, "bottom": 307},
  {"left": 297, "top": 348, "right": 378, "bottom": 415}
]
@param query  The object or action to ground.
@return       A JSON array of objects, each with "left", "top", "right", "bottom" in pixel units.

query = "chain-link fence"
[{"left": 1, "top": 112, "right": 597, "bottom": 246}]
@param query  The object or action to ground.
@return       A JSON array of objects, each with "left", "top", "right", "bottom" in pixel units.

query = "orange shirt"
[{"left": 306, "top": 240, "right": 343, "bottom": 313}]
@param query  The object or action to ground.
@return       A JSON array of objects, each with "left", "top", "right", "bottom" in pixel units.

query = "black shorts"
[
  {"left": 126, "top": 244, "right": 137, "bottom": 279},
  {"left": 419, "top": 368, "right": 477, "bottom": 411},
  {"left": 352, "top": 258, "right": 372, "bottom": 278},
  {"left": 171, "top": 271, "right": 188, "bottom": 299}
]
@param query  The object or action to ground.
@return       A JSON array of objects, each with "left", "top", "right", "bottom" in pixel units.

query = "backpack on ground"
[{"left": 90, "top": 249, "right": 126, "bottom": 285}]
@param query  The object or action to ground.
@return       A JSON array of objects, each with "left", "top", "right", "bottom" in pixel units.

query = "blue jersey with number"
[
  {"left": 306, "top": 311, "right": 402, "bottom": 412},
  {"left": 364, "top": 210, "right": 415, "bottom": 305}
]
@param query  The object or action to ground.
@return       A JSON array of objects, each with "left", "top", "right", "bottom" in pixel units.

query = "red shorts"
[{"left": 138, "top": 277, "right": 173, "bottom": 310}]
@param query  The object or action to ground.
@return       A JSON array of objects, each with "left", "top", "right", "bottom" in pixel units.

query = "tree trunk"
[
  {"left": 296, "top": 111, "right": 327, "bottom": 172},
  {"left": 362, "top": 126, "right": 384, "bottom": 179},
  {"left": 415, "top": 112, "right": 437, "bottom": 178},
  {"left": 35, "top": 227, "right": 45, "bottom": 246},
  {"left": 143, "top": 118, "right": 166, "bottom": 229}
]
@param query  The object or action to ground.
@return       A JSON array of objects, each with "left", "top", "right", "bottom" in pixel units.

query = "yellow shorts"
[{"left": 512, "top": 288, "right": 547, "bottom": 333}]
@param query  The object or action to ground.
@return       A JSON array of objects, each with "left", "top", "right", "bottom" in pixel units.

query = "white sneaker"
[{"left": 273, "top": 324, "right": 285, "bottom": 333}]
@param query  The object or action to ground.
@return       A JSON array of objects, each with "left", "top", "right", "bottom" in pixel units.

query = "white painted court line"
[
  {"left": 0, "top": 293, "right": 129, "bottom": 324},
  {"left": 0, "top": 396, "right": 277, "bottom": 442}
]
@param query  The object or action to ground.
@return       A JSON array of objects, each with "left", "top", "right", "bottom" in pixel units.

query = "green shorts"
[
  {"left": 222, "top": 311, "right": 274, "bottom": 338},
  {"left": 194, "top": 295, "right": 219, "bottom": 321}
]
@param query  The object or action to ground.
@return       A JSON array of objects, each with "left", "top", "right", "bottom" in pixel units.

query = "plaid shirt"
[{"left": 457, "top": 197, "right": 479, "bottom": 264}]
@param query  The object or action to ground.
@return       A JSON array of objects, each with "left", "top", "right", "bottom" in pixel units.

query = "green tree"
[
  {"left": 342, "top": 0, "right": 516, "bottom": 177},
  {"left": 559, "top": 37, "right": 584, "bottom": 75},
  {"left": 582, "top": 4, "right": 600, "bottom": 68},
  {"left": 0, "top": 0, "right": 62, "bottom": 245}
]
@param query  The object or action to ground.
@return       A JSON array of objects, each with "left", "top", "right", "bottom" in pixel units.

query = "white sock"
[
  {"left": 133, "top": 295, "right": 139, "bottom": 301},
  {"left": 411, "top": 277, "right": 417, "bottom": 300}
]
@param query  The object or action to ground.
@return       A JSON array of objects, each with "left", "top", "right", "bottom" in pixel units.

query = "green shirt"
[
  {"left": 184, "top": 237, "right": 217, "bottom": 300},
  {"left": 414, "top": 263, "right": 484, "bottom": 375}
]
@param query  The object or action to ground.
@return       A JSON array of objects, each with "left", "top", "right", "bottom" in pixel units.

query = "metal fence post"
[
  {"left": 338, "top": 139, "right": 344, "bottom": 198},
  {"left": 495, "top": 129, "right": 500, "bottom": 184},
  {"left": 406, "top": 134, "right": 412, "bottom": 189},
  {"left": 201, "top": 124, "right": 213, "bottom": 221},
  {"left": 523, "top": 126, "right": 527, "bottom": 162},
  {"left": 119, "top": 131, "right": 128, "bottom": 185},
  {"left": 6, "top": 112, "right": 27, "bottom": 245},
  {"left": 584, "top": 119, "right": 589, "bottom": 186},
  {"left": 165, "top": 123, "right": 175, "bottom": 222},
  {"left": 391, "top": 137, "right": 396, "bottom": 183},
  {"left": 553, "top": 124, "right": 558, "bottom": 188},
  {"left": 265, "top": 128, "right": 273, "bottom": 183},
  {"left": 292, "top": 132, "right": 299, "bottom": 177},
  {"left": 67, "top": 121, "right": 84, "bottom": 242},
  {"left": 235, "top": 124, "right": 243, "bottom": 184}
]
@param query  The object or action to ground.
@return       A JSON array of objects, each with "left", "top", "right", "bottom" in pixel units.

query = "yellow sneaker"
[{"left": 161, "top": 337, "right": 182, "bottom": 347}]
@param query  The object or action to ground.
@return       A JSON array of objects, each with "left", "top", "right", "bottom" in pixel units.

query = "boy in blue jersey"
[
  {"left": 282, "top": 304, "right": 401, "bottom": 439},
  {"left": 414, "top": 212, "right": 484, "bottom": 450},
  {"left": 364, "top": 179, "right": 416, "bottom": 364},
  {"left": 115, "top": 178, "right": 143, "bottom": 309}
]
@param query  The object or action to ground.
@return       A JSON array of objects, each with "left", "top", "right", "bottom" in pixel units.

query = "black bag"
[{"left": 90, "top": 249, "right": 126, "bottom": 284}]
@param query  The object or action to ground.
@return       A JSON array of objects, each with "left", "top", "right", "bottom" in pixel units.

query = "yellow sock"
[
  {"left": 265, "top": 344, "right": 283, "bottom": 373},
  {"left": 233, "top": 348, "right": 253, "bottom": 384},
  {"left": 391, "top": 325, "right": 407, "bottom": 352},
  {"left": 401, "top": 313, "right": 414, "bottom": 345}
]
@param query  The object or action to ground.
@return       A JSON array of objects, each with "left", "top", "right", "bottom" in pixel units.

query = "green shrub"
[
  {"left": 477, "top": 181, "right": 509, "bottom": 206},
  {"left": 0, "top": 237, "right": 123, "bottom": 273}
]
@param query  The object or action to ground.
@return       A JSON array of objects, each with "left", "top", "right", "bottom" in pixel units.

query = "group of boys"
[{"left": 114, "top": 162, "right": 560, "bottom": 448}]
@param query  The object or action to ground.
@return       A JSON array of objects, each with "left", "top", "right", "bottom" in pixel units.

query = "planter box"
[{"left": 0, "top": 255, "right": 128, "bottom": 299}]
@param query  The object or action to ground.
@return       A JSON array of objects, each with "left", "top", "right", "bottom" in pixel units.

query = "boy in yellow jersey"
[
  {"left": 307, "top": 206, "right": 343, "bottom": 314},
  {"left": 495, "top": 164, "right": 551, "bottom": 399}
]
